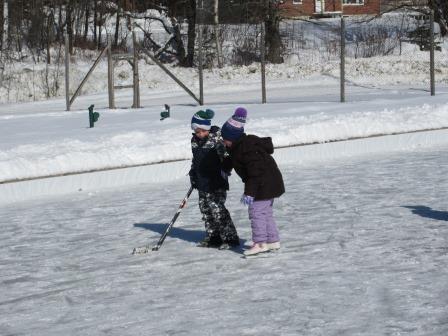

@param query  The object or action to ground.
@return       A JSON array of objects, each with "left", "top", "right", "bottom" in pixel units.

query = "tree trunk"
[
  {"left": 0, "top": 0, "right": 4, "bottom": 50},
  {"left": 183, "top": 0, "right": 196, "bottom": 67},
  {"left": 214, "top": 0, "right": 223, "bottom": 68},
  {"left": 9, "top": 0, "right": 23, "bottom": 52},
  {"left": 84, "top": 0, "right": 89, "bottom": 40},
  {"left": 166, "top": 1, "right": 187, "bottom": 65},
  {"left": 172, "top": 19, "right": 187, "bottom": 63},
  {"left": 265, "top": 1, "right": 283, "bottom": 64},
  {"left": 431, "top": 0, "right": 448, "bottom": 36},
  {"left": 98, "top": 2, "right": 103, "bottom": 49},
  {"left": 56, "top": 2, "right": 63, "bottom": 43},
  {"left": 114, "top": 0, "right": 120, "bottom": 48},
  {"left": 93, "top": 0, "right": 97, "bottom": 44},
  {"left": 66, "top": 3, "right": 74, "bottom": 55},
  {"left": 46, "top": 12, "right": 53, "bottom": 64}
]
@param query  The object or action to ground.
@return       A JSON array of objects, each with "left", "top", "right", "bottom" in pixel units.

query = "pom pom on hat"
[
  {"left": 191, "top": 109, "right": 215, "bottom": 130},
  {"left": 221, "top": 107, "right": 247, "bottom": 141},
  {"left": 233, "top": 107, "right": 247, "bottom": 123}
]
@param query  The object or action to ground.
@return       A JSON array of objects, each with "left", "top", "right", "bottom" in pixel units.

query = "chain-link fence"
[
  {"left": 2, "top": 3, "right": 448, "bottom": 106},
  {"left": 196, "top": 23, "right": 263, "bottom": 67},
  {"left": 341, "top": 10, "right": 448, "bottom": 99},
  {"left": 186, "top": 7, "right": 448, "bottom": 104},
  {"left": 280, "top": 19, "right": 342, "bottom": 101}
]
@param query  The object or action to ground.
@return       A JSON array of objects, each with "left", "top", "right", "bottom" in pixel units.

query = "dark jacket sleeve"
[
  {"left": 222, "top": 156, "right": 233, "bottom": 174},
  {"left": 189, "top": 137, "right": 197, "bottom": 187},
  {"left": 189, "top": 164, "right": 196, "bottom": 187}
]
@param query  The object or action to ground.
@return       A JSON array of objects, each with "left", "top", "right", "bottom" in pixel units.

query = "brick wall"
[
  {"left": 279, "top": 1, "right": 315, "bottom": 18},
  {"left": 341, "top": 0, "right": 381, "bottom": 15},
  {"left": 279, "top": 0, "right": 381, "bottom": 17}
]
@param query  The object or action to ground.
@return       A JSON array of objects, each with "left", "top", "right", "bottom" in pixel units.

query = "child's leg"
[
  {"left": 266, "top": 199, "right": 280, "bottom": 243},
  {"left": 198, "top": 191, "right": 221, "bottom": 244},
  {"left": 209, "top": 190, "right": 239, "bottom": 244},
  {"left": 248, "top": 200, "right": 272, "bottom": 243}
]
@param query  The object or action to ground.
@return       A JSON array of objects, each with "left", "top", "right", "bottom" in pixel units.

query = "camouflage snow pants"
[{"left": 198, "top": 189, "right": 239, "bottom": 243}]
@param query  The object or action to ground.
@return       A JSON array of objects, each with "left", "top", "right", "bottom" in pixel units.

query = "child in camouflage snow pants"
[{"left": 189, "top": 109, "right": 240, "bottom": 250}]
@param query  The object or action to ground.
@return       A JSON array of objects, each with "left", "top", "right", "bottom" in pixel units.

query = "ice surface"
[{"left": 1, "top": 147, "right": 447, "bottom": 335}]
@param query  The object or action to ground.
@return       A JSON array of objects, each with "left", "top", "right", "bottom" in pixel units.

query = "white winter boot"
[
  {"left": 266, "top": 241, "right": 281, "bottom": 251},
  {"left": 243, "top": 243, "right": 269, "bottom": 256}
]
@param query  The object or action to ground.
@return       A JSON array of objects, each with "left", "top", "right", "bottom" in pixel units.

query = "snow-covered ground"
[
  {"left": 1, "top": 146, "right": 447, "bottom": 335},
  {"left": 2, "top": 76, "right": 448, "bottom": 184}
]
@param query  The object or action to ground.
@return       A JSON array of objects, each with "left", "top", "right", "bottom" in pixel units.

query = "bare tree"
[
  {"left": 265, "top": 0, "right": 283, "bottom": 64},
  {"left": 166, "top": 0, "right": 196, "bottom": 67},
  {"left": 0, "top": 0, "right": 4, "bottom": 50},
  {"left": 127, "top": 1, "right": 196, "bottom": 67},
  {"left": 114, "top": 0, "right": 121, "bottom": 48},
  {"left": 430, "top": 0, "right": 448, "bottom": 35},
  {"left": 213, "top": 0, "right": 223, "bottom": 67},
  {"left": 381, "top": 0, "right": 447, "bottom": 36}
]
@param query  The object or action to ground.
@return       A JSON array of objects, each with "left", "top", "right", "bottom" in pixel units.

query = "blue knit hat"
[
  {"left": 191, "top": 109, "right": 215, "bottom": 130},
  {"left": 221, "top": 107, "right": 247, "bottom": 141}
]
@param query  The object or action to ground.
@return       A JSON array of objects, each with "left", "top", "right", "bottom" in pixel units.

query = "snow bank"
[
  {"left": 2, "top": 100, "right": 448, "bottom": 183},
  {"left": 2, "top": 128, "right": 448, "bottom": 205}
]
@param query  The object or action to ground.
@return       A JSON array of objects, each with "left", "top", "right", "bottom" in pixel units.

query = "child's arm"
[
  {"left": 188, "top": 165, "right": 197, "bottom": 188},
  {"left": 189, "top": 137, "right": 197, "bottom": 188},
  {"left": 215, "top": 131, "right": 227, "bottom": 161},
  {"left": 215, "top": 130, "right": 233, "bottom": 174},
  {"left": 221, "top": 156, "right": 233, "bottom": 174}
]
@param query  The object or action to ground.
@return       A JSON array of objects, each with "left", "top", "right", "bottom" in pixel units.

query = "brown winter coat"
[{"left": 225, "top": 134, "right": 285, "bottom": 200}]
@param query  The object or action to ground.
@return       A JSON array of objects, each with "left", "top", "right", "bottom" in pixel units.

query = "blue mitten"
[{"left": 240, "top": 194, "right": 254, "bottom": 206}]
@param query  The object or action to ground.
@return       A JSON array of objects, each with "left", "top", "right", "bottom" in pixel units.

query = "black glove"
[
  {"left": 189, "top": 169, "right": 197, "bottom": 189},
  {"left": 190, "top": 177, "right": 197, "bottom": 189}
]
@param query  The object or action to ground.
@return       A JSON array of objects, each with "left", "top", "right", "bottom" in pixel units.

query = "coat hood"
[{"left": 234, "top": 134, "right": 274, "bottom": 155}]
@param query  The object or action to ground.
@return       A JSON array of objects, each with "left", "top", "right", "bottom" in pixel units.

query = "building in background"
[{"left": 279, "top": 0, "right": 381, "bottom": 18}]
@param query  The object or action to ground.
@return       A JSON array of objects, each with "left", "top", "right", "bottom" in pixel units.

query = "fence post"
[
  {"left": 65, "top": 34, "right": 70, "bottom": 111},
  {"left": 430, "top": 9, "right": 435, "bottom": 96},
  {"left": 107, "top": 38, "right": 115, "bottom": 109},
  {"left": 132, "top": 30, "right": 141, "bottom": 108},
  {"left": 340, "top": 16, "right": 346, "bottom": 103},
  {"left": 261, "top": 21, "right": 267, "bottom": 104}
]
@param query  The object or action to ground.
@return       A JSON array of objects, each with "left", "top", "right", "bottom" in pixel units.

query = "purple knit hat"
[{"left": 221, "top": 107, "right": 247, "bottom": 141}]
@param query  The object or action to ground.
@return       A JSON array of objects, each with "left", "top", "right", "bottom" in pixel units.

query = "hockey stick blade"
[
  {"left": 131, "top": 244, "right": 160, "bottom": 254},
  {"left": 131, "top": 245, "right": 151, "bottom": 255}
]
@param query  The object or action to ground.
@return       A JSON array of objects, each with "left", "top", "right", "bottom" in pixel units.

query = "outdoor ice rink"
[{"left": 1, "top": 145, "right": 447, "bottom": 335}]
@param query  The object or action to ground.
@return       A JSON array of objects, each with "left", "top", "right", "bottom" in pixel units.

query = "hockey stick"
[{"left": 132, "top": 186, "right": 194, "bottom": 254}]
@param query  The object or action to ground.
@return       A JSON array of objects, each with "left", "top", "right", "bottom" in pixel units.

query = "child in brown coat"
[{"left": 221, "top": 108, "right": 285, "bottom": 256}]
